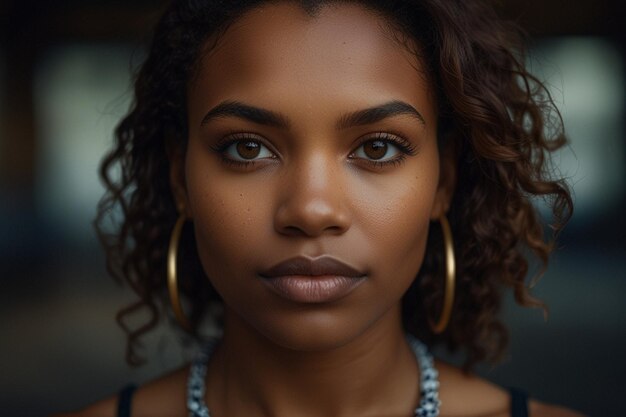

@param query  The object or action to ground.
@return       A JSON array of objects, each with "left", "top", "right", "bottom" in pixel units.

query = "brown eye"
[
  {"left": 219, "top": 136, "right": 275, "bottom": 163},
  {"left": 362, "top": 140, "right": 388, "bottom": 160},
  {"left": 349, "top": 134, "right": 416, "bottom": 168},
  {"left": 236, "top": 141, "right": 261, "bottom": 159}
]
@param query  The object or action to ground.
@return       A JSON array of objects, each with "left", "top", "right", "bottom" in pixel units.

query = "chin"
[
  {"left": 259, "top": 324, "right": 366, "bottom": 352},
  {"left": 237, "top": 303, "right": 395, "bottom": 353}
]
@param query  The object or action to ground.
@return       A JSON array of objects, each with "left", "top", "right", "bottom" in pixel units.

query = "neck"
[{"left": 206, "top": 306, "right": 421, "bottom": 417}]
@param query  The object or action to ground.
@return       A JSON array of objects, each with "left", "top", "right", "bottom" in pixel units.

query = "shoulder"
[
  {"left": 436, "top": 360, "right": 510, "bottom": 417},
  {"left": 50, "top": 366, "right": 190, "bottom": 417},
  {"left": 530, "top": 401, "right": 588, "bottom": 417},
  {"left": 435, "top": 360, "right": 586, "bottom": 417}
]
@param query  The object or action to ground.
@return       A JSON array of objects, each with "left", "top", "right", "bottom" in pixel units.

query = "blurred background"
[{"left": 0, "top": 0, "right": 624, "bottom": 416}]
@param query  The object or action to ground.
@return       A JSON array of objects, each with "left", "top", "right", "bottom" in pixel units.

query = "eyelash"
[
  {"left": 210, "top": 132, "right": 270, "bottom": 168},
  {"left": 210, "top": 131, "right": 418, "bottom": 169},
  {"left": 350, "top": 132, "right": 418, "bottom": 169}
]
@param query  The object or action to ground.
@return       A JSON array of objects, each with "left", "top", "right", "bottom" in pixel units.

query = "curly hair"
[{"left": 95, "top": 0, "right": 573, "bottom": 368}]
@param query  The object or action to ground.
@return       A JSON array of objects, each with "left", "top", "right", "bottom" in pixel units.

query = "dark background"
[{"left": 1, "top": 1, "right": 624, "bottom": 416}]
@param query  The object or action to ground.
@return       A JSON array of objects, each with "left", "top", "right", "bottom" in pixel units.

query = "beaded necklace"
[{"left": 186, "top": 334, "right": 440, "bottom": 417}]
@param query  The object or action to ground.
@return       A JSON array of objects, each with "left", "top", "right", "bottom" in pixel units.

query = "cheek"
[
  {"left": 350, "top": 168, "right": 439, "bottom": 293},
  {"left": 184, "top": 161, "right": 272, "bottom": 284},
  {"left": 370, "top": 190, "right": 432, "bottom": 275},
  {"left": 362, "top": 184, "right": 432, "bottom": 245},
  {"left": 357, "top": 159, "right": 438, "bottom": 245}
]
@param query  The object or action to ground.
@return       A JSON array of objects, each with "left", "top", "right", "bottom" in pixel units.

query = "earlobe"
[
  {"left": 168, "top": 143, "right": 190, "bottom": 216},
  {"left": 430, "top": 139, "right": 458, "bottom": 220}
]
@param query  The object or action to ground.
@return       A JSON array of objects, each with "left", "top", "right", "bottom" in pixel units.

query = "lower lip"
[{"left": 260, "top": 275, "right": 365, "bottom": 303}]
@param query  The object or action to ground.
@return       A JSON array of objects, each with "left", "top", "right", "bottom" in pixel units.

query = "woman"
[{"left": 63, "top": 0, "right": 582, "bottom": 416}]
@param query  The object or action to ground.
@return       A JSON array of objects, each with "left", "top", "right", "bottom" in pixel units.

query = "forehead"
[{"left": 190, "top": 2, "right": 435, "bottom": 126}]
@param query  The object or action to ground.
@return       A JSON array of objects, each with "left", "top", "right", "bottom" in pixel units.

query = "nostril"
[
  {"left": 273, "top": 198, "right": 352, "bottom": 238},
  {"left": 281, "top": 225, "right": 306, "bottom": 237}
]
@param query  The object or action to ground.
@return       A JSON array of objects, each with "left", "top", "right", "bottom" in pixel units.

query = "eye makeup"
[{"left": 209, "top": 129, "right": 420, "bottom": 171}]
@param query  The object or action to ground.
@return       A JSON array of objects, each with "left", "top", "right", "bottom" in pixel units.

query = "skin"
[
  {"left": 178, "top": 3, "right": 450, "bottom": 416},
  {"left": 56, "top": 3, "right": 585, "bottom": 417}
]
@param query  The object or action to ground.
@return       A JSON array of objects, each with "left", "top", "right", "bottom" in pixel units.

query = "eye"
[
  {"left": 352, "top": 131, "right": 417, "bottom": 161},
  {"left": 226, "top": 140, "right": 273, "bottom": 160},
  {"left": 348, "top": 133, "right": 418, "bottom": 169},
  {"left": 352, "top": 139, "right": 401, "bottom": 161},
  {"left": 216, "top": 133, "right": 276, "bottom": 163}
]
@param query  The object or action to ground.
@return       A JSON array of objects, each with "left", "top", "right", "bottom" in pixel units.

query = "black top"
[
  {"left": 509, "top": 387, "right": 531, "bottom": 417},
  {"left": 117, "top": 384, "right": 529, "bottom": 417},
  {"left": 117, "top": 385, "right": 136, "bottom": 417}
]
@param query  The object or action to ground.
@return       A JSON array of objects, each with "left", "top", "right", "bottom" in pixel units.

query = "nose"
[{"left": 273, "top": 153, "right": 351, "bottom": 237}]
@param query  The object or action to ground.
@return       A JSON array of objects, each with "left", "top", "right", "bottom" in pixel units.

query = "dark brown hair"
[{"left": 95, "top": 0, "right": 573, "bottom": 368}]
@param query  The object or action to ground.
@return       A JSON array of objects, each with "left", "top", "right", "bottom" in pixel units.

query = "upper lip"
[{"left": 259, "top": 255, "right": 366, "bottom": 278}]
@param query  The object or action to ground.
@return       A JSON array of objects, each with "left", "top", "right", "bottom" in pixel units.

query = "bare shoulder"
[
  {"left": 530, "top": 400, "right": 588, "bottom": 417},
  {"left": 435, "top": 360, "right": 586, "bottom": 417},
  {"left": 50, "top": 365, "right": 190, "bottom": 417},
  {"left": 436, "top": 360, "right": 511, "bottom": 416}
]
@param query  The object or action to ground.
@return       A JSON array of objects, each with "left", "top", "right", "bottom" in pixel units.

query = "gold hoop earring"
[
  {"left": 167, "top": 213, "right": 192, "bottom": 331},
  {"left": 429, "top": 214, "right": 456, "bottom": 334}
]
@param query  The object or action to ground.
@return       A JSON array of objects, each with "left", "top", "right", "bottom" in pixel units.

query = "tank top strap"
[
  {"left": 117, "top": 384, "right": 137, "bottom": 417},
  {"left": 508, "top": 387, "right": 529, "bottom": 417}
]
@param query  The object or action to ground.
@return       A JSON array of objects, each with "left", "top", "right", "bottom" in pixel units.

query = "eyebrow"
[
  {"left": 201, "top": 100, "right": 289, "bottom": 128},
  {"left": 200, "top": 99, "right": 425, "bottom": 129},
  {"left": 336, "top": 100, "right": 426, "bottom": 129}
]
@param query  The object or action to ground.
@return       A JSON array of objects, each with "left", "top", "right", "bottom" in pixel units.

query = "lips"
[{"left": 258, "top": 255, "right": 367, "bottom": 303}]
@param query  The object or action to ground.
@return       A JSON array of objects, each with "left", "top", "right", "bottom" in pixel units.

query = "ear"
[
  {"left": 430, "top": 137, "right": 457, "bottom": 220},
  {"left": 167, "top": 139, "right": 191, "bottom": 217}
]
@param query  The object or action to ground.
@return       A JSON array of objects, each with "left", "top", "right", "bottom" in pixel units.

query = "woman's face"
[{"left": 175, "top": 2, "right": 453, "bottom": 350}]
